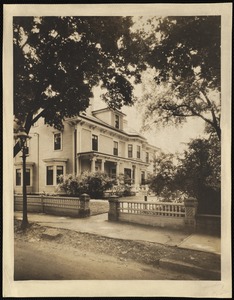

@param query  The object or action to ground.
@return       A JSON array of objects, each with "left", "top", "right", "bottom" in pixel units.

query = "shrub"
[{"left": 57, "top": 172, "right": 114, "bottom": 199}]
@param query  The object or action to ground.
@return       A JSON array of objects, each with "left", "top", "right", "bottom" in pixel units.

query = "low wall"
[
  {"left": 119, "top": 213, "right": 185, "bottom": 229},
  {"left": 108, "top": 197, "right": 221, "bottom": 233},
  {"left": 14, "top": 194, "right": 90, "bottom": 218},
  {"left": 108, "top": 196, "right": 191, "bottom": 229}
]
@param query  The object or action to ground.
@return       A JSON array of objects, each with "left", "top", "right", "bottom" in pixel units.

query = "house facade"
[{"left": 14, "top": 105, "right": 159, "bottom": 194}]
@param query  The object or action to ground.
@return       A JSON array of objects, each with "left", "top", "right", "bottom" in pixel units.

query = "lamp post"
[{"left": 15, "top": 130, "right": 30, "bottom": 229}]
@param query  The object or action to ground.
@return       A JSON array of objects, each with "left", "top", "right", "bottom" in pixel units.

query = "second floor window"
[
  {"left": 146, "top": 152, "right": 149, "bottom": 163},
  {"left": 113, "top": 141, "right": 118, "bottom": 156},
  {"left": 128, "top": 144, "right": 133, "bottom": 158},
  {"left": 54, "top": 133, "right": 62, "bottom": 150},
  {"left": 115, "top": 114, "right": 120, "bottom": 129},
  {"left": 137, "top": 145, "right": 141, "bottom": 159},
  {"left": 92, "top": 134, "right": 98, "bottom": 151}
]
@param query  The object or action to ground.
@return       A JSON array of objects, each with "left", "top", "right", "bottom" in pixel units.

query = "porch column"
[
  {"left": 116, "top": 162, "right": 120, "bottom": 184},
  {"left": 101, "top": 159, "right": 105, "bottom": 172},
  {"left": 76, "top": 156, "right": 80, "bottom": 176},
  {"left": 135, "top": 165, "right": 139, "bottom": 185},
  {"left": 91, "top": 156, "right": 96, "bottom": 172}
]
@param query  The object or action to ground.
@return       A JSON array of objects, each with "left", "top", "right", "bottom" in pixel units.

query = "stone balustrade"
[
  {"left": 108, "top": 196, "right": 201, "bottom": 231},
  {"left": 14, "top": 194, "right": 90, "bottom": 218}
]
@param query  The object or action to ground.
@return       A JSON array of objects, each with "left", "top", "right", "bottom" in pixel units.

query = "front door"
[{"left": 124, "top": 168, "right": 132, "bottom": 184}]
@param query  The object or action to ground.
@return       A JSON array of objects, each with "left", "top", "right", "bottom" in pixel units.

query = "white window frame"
[
  {"left": 137, "top": 145, "right": 141, "bottom": 159},
  {"left": 92, "top": 134, "right": 98, "bottom": 151},
  {"left": 45, "top": 162, "right": 67, "bottom": 186},
  {"left": 113, "top": 141, "right": 118, "bottom": 156},
  {"left": 53, "top": 132, "right": 63, "bottom": 151},
  {"left": 14, "top": 164, "right": 34, "bottom": 187},
  {"left": 115, "top": 114, "right": 120, "bottom": 129}
]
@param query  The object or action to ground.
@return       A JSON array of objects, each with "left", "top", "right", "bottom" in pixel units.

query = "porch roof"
[{"left": 77, "top": 151, "right": 150, "bottom": 166}]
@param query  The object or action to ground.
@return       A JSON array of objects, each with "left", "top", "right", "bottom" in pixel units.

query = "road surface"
[{"left": 14, "top": 240, "right": 199, "bottom": 280}]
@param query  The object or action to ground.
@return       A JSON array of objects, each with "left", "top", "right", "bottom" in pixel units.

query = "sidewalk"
[{"left": 14, "top": 211, "right": 221, "bottom": 255}]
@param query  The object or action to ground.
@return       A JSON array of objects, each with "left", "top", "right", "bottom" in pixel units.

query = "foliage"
[
  {"left": 149, "top": 152, "right": 178, "bottom": 201},
  {"left": 135, "top": 16, "right": 221, "bottom": 140},
  {"left": 115, "top": 173, "right": 133, "bottom": 196},
  {"left": 13, "top": 16, "right": 141, "bottom": 156},
  {"left": 58, "top": 171, "right": 115, "bottom": 199},
  {"left": 175, "top": 137, "right": 221, "bottom": 214},
  {"left": 148, "top": 137, "right": 221, "bottom": 214}
]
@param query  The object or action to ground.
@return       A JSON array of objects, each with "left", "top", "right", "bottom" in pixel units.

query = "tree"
[
  {"left": 148, "top": 137, "right": 221, "bottom": 213},
  {"left": 149, "top": 152, "right": 179, "bottom": 201},
  {"left": 175, "top": 137, "right": 221, "bottom": 214},
  {"left": 135, "top": 16, "right": 221, "bottom": 140},
  {"left": 14, "top": 16, "right": 140, "bottom": 157}
]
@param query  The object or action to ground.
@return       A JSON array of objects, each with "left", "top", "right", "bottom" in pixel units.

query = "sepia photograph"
[{"left": 3, "top": 3, "right": 232, "bottom": 298}]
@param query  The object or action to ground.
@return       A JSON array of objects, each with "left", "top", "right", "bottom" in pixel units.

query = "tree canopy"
[
  {"left": 136, "top": 16, "right": 221, "bottom": 140},
  {"left": 148, "top": 136, "right": 221, "bottom": 214},
  {"left": 13, "top": 16, "right": 141, "bottom": 156}
]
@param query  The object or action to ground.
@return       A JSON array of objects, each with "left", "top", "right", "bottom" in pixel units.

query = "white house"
[{"left": 14, "top": 102, "right": 159, "bottom": 194}]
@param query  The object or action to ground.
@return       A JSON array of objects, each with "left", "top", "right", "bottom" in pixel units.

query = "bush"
[{"left": 57, "top": 171, "right": 115, "bottom": 199}]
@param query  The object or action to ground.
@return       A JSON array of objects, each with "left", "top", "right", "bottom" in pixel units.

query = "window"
[
  {"left": 54, "top": 133, "right": 62, "bottom": 150},
  {"left": 124, "top": 168, "right": 131, "bottom": 184},
  {"left": 92, "top": 134, "right": 98, "bottom": 151},
  {"left": 46, "top": 166, "right": 54, "bottom": 185},
  {"left": 16, "top": 169, "right": 21, "bottom": 186},
  {"left": 113, "top": 141, "right": 118, "bottom": 156},
  {"left": 56, "top": 166, "right": 64, "bottom": 184},
  {"left": 26, "top": 168, "right": 30, "bottom": 186},
  {"left": 111, "top": 168, "right": 116, "bottom": 179},
  {"left": 146, "top": 152, "right": 149, "bottom": 163},
  {"left": 115, "top": 114, "right": 120, "bottom": 129},
  {"left": 137, "top": 145, "right": 141, "bottom": 159},
  {"left": 141, "top": 171, "right": 145, "bottom": 185},
  {"left": 128, "top": 144, "right": 133, "bottom": 158}
]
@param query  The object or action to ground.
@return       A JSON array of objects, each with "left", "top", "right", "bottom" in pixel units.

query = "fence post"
[
  {"left": 79, "top": 194, "right": 90, "bottom": 218},
  {"left": 184, "top": 197, "right": 198, "bottom": 230},
  {"left": 108, "top": 195, "right": 120, "bottom": 221},
  {"left": 41, "top": 195, "right": 45, "bottom": 213}
]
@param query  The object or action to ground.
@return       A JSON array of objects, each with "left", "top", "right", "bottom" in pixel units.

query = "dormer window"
[{"left": 115, "top": 114, "right": 120, "bottom": 129}]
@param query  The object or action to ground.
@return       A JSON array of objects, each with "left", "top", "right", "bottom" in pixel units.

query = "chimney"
[{"left": 86, "top": 98, "right": 94, "bottom": 115}]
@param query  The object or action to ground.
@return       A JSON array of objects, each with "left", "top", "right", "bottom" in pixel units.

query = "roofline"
[
  {"left": 77, "top": 114, "right": 146, "bottom": 141},
  {"left": 92, "top": 107, "right": 126, "bottom": 116}
]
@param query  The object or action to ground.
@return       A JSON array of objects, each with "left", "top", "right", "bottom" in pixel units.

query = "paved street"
[{"left": 15, "top": 239, "right": 200, "bottom": 280}]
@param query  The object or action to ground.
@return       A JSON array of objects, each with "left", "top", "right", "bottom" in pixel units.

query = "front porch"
[{"left": 76, "top": 151, "right": 149, "bottom": 186}]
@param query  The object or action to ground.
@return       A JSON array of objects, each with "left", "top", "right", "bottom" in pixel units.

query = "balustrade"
[{"left": 118, "top": 200, "right": 185, "bottom": 218}]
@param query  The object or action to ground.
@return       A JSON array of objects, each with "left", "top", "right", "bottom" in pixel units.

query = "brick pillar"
[
  {"left": 184, "top": 197, "right": 198, "bottom": 230},
  {"left": 108, "top": 195, "right": 120, "bottom": 221},
  {"left": 79, "top": 194, "right": 90, "bottom": 218}
]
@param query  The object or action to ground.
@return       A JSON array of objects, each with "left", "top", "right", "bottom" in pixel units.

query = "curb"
[{"left": 159, "top": 258, "right": 221, "bottom": 280}]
